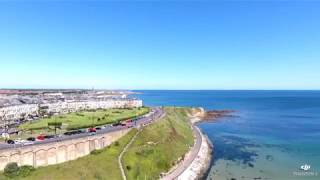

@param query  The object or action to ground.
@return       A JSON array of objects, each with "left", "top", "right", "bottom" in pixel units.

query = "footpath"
[
  {"left": 118, "top": 108, "right": 166, "bottom": 180},
  {"left": 161, "top": 108, "right": 212, "bottom": 180}
]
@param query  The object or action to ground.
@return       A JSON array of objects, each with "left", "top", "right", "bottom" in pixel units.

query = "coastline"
[
  {"left": 161, "top": 107, "right": 214, "bottom": 180},
  {"left": 177, "top": 126, "right": 213, "bottom": 180}
]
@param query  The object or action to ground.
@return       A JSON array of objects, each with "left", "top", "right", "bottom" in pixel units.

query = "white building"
[
  {"left": 0, "top": 104, "right": 38, "bottom": 127},
  {"left": 0, "top": 99, "right": 143, "bottom": 128}
]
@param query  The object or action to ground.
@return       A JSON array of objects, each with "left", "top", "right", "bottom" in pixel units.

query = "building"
[
  {"left": 0, "top": 99, "right": 143, "bottom": 129},
  {"left": 0, "top": 104, "right": 39, "bottom": 127}
]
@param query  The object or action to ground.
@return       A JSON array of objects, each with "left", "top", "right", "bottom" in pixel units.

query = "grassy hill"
[{"left": 122, "top": 107, "right": 194, "bottom": 180}]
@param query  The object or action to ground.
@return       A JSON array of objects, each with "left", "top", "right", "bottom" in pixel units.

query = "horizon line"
[{"left": 1, "top": 88, "right": 320, "bottom": 91}]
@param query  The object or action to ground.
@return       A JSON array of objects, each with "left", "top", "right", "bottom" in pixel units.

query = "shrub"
[
  {"left": 18, "top": 165, "right": 35, "bottom": 177},
  {"left": 181, "top": 154, "right": 185, "bottom": 160},
  {"left": 4, "top": 162, "right": 19, "bottom": 177},
  {"left": 156, "top": 159, "right": 169, "bottom": 169},
  {"left": 114, "top": 141, "right": 120, "bottom": 146},
  {"left": 126, "top": 165, "right": 131, "bottom": 171},
  {"left": 90, "top": 149, "right": 104, "bottom": 155}
]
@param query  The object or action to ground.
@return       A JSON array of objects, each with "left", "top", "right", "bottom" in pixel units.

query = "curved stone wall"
[{"left": 0, "top": 128, "right": 130, "bottom": 170}]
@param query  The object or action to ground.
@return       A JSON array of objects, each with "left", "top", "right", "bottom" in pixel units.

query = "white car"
[
  {"left": 22, "top": 140, "right": 34, "bottom": 145},
  {"left": 14, "top": 139, "right": 24, "bottom": 145},
  {"left": 14, "top": 139, "right": 34, "bottom": 145}
]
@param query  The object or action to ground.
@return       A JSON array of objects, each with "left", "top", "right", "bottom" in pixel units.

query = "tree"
[
  {"left": 48, "top": 121, "right": 62, "bottom": 135},
  {"left": 4, "top": 162, "right": 19, "bottom": 177}
]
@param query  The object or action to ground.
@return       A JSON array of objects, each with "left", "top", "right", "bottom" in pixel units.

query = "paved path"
[
  {"left": 161, "top": 125, "right": 202, "bottom": 180},
  {"left": 119, "top": 107, "right": 166, "bottom": 180},
  {"left": 118, "top": 129, "right": 141, "bottom": 180}
]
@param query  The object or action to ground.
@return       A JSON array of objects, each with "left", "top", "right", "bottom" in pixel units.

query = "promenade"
[
  {"left": 161, "top": 126, "right": 202, "bottom": 180},
  {"left": 161, "top": 109, "right": 212, "bottom": 180}
]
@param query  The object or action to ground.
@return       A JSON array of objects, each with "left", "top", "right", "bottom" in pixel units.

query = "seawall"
[
  {"left": 161, "top": 107, "right": 212, "bottom": 180},
  {"left": 0, "top": 128, "right": 130, "bottom": 170},
  {"left": 177, "top": 127, "right": 212, "bottom": 180}
]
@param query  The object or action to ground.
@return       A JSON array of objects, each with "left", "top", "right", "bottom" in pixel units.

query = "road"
[
  {"left": 0, "top": 107, "right": 164, "bottom": 150},
  {"left": 161, "top": 125, "right": 202, "bottom": 180}
]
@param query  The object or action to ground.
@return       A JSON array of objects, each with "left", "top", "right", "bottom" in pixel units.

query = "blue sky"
[{"left": 0, "top": 1, "right": 319, "bottom": 90}]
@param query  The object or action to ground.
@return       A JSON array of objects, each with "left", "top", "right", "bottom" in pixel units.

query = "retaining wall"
[{"left": 0, "top": 128, "right": 130, "bottom": 170}]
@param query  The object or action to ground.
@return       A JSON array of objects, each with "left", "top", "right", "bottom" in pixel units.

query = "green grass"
[
  {"left": 0, "top": 129, "right": 138, "bottom": 180},
  {"left": 19, "top": 107, "right": 149, "bottom": 131},
  {"left": 122, "top": 107, "right": 194, "bottom": 180}
]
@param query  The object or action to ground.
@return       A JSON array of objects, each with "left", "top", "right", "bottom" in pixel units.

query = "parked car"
[
  {"left": 63, "top": 131, "right": 73, "bottom": 136},
  {"left": 7, "top": 139, "right": 15, "bottom": 144},
  {"left": 36, "top": 135, "right": 45, "bottom": 141},
  {"left": 112, "top": 122, "right": 121, "bottom": 127},
  {"left": 77, "top": 130, "right": 84, "bottom": 134},
  {"left": 27, "top": 137, "right": 36, "bottom": 141},
  {"left": 20, "top": 140, "right": 33, "bottom": 145},
  {"left": 74, "top": 129, "right": 83, "bottom": 134},
  {"left": 44, "top": 135, "right": 55, "bottom": 139},
  {"left": 88, "top": 127, "right": 96, "bottom": 133},
  {"left": 14, "top": 139, "right": 24, "bottom": 145},
  {"left": 100, "top": 126, "right": 106, "bottom": 129},
  {"left": 64, "top": 130, "right": 83, "bottom": 136}
]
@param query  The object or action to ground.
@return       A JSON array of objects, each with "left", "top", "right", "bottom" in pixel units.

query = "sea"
[{"left": 132, "top": 90, "right": 320, "bottom": 180}]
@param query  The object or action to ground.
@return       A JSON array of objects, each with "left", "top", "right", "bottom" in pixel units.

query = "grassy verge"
[
  {"left": 0, "top": 129, "right": 137, "bottom": 180},
  {"left": 122, "top": 107, "right": 194, "bottom": 180},
  {"left": 19, "top": 107, "right": 149, "bottom": 131}
]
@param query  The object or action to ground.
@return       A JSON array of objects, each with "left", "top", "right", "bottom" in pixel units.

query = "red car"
[
  {"left": 88, "top": 127, "right": 96, "bottom": 133},
  {"left": 121, "top": 121, "right": 133, "bottom": 128},
  {"left": 36, "top": 135, "right": 45, "bottom": 141}
]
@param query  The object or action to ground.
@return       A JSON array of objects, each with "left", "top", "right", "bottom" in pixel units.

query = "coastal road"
[
  {"left": 0, "top": 107, "right": 164, "bottom": 150},
  {"left": 162, "top": 124, "right": 202, "bottom": 180}
]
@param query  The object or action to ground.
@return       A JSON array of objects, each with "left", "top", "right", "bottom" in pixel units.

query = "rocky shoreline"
[
  {"left": 161, "top": 107, "right": 232, "bottom": 180},
  {"left": 164, "top": 107, "right": 233, "bottom": 180},
  {"left": 202, "top": 110, "right": 235, "bottom": 121},
  {"left": 190, "top": 108, "right": 234, "bottom": 123},
  {"left": 177, "top": 127, "right": 213, "bottom": 180}
]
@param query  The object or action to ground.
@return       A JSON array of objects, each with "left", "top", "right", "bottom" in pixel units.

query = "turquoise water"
[{"left": 133, "top": 90, "right": 320, "bottom": 180}]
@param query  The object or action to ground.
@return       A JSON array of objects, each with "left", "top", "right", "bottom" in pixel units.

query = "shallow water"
[{"left": 133, "top": 90, "right": 320, "bottom": 180}]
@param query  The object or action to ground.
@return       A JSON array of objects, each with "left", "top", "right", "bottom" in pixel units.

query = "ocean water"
[{"left": 132, "top": 90, "right": 320, "bottom": 180}]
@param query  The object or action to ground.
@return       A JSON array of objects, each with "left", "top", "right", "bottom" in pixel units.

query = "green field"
[
  {"left": 0, "top": 129, "right": 137, "bottom": 180},
  {"left": 122, "top": 107, "right": 194, "bottom": 180},
  {"left": 19, "top": 107, "right": 150, "bottom": 131}
]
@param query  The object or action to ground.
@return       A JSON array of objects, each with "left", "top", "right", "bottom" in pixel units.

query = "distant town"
[{"left": 0, "top": 89, "right": 142, "bottom": 131}]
